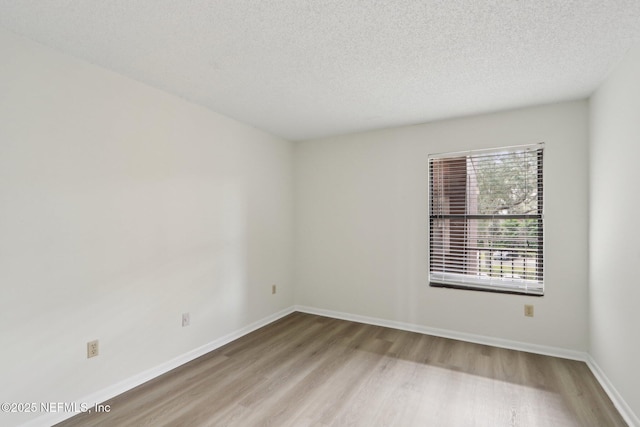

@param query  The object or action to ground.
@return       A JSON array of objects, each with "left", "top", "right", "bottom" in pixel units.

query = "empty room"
[{"left": 1, "top": 1, "right": 639, "bottom": 426}]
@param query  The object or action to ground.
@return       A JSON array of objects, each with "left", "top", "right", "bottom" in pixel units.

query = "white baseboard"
[
  {"left": 21, "top": 306, "right": 295, "bottom": 427},
  {"left": 295, "top": 305, "right": 587, "bottom": 361},
  {"left": 585, "top": 355, "right": 639, "bottom": 427}
]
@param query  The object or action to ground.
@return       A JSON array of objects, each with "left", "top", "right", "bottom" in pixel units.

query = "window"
[{"left": 428, "top": 144, "right": 544, "bottom": 296}]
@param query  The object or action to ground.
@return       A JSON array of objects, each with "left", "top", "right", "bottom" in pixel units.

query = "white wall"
[
  {"left": 295, "top": 101, "right": 589, "bottom": 351},
  {"left": 589, "top": 44, "right": 640, "bottom": 422},
  {"left": 0, "top": 29, "right": 293, "bottom": 426}
]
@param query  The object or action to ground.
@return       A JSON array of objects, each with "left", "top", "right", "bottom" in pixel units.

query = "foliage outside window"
[{"left": 428, "top": 144, "right": 544, "bottom": 295}]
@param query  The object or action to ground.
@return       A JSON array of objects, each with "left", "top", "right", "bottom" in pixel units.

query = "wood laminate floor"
[{"left": 57, "top": 312, "right": 626, "bottom": 427}]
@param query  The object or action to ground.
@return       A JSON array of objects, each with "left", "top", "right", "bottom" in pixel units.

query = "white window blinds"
[{"left": 428, "top": 144, "right": 544, "bottom": 295}]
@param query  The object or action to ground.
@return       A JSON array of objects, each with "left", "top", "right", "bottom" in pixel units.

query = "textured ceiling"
[{"left": 1, "top": 1, "right": 640, "bottom": 141}]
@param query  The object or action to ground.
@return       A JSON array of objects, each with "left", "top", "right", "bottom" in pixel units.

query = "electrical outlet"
[
  {"left": 87, "top": 340, "right": 99, "bottom": 358},
  {"left": 272, "top": 284, "right": 277, "bottom": 295},
  {"left": 182, "top": 312, "right": 190, "bottom": 327},
  {"left": 524, "top": 304, "right": 534, "bottom": 317}
]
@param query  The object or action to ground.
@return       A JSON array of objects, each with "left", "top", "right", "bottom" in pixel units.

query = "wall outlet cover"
[
  {"left": 524, "top": 304, "right": 534, "bottom": 317},
  {"left": 182, "top": 313, "right": 190, "bottom": 327},
  {"left": 87, "top": 340, "right": 99, "bottom": 358}
]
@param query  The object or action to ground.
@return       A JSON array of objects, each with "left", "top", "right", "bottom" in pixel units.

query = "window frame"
[{"left": 428, "top": 143, "right": 545, "bottom": 296}]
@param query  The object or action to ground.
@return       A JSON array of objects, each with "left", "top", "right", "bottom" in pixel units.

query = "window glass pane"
[{"left": 429, "top": 144, "right": 544, "bottom": 296}]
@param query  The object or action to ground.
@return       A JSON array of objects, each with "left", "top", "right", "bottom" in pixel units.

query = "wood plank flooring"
[{"left": 57, "top": 312, "right": 626, "bottom": 426}]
